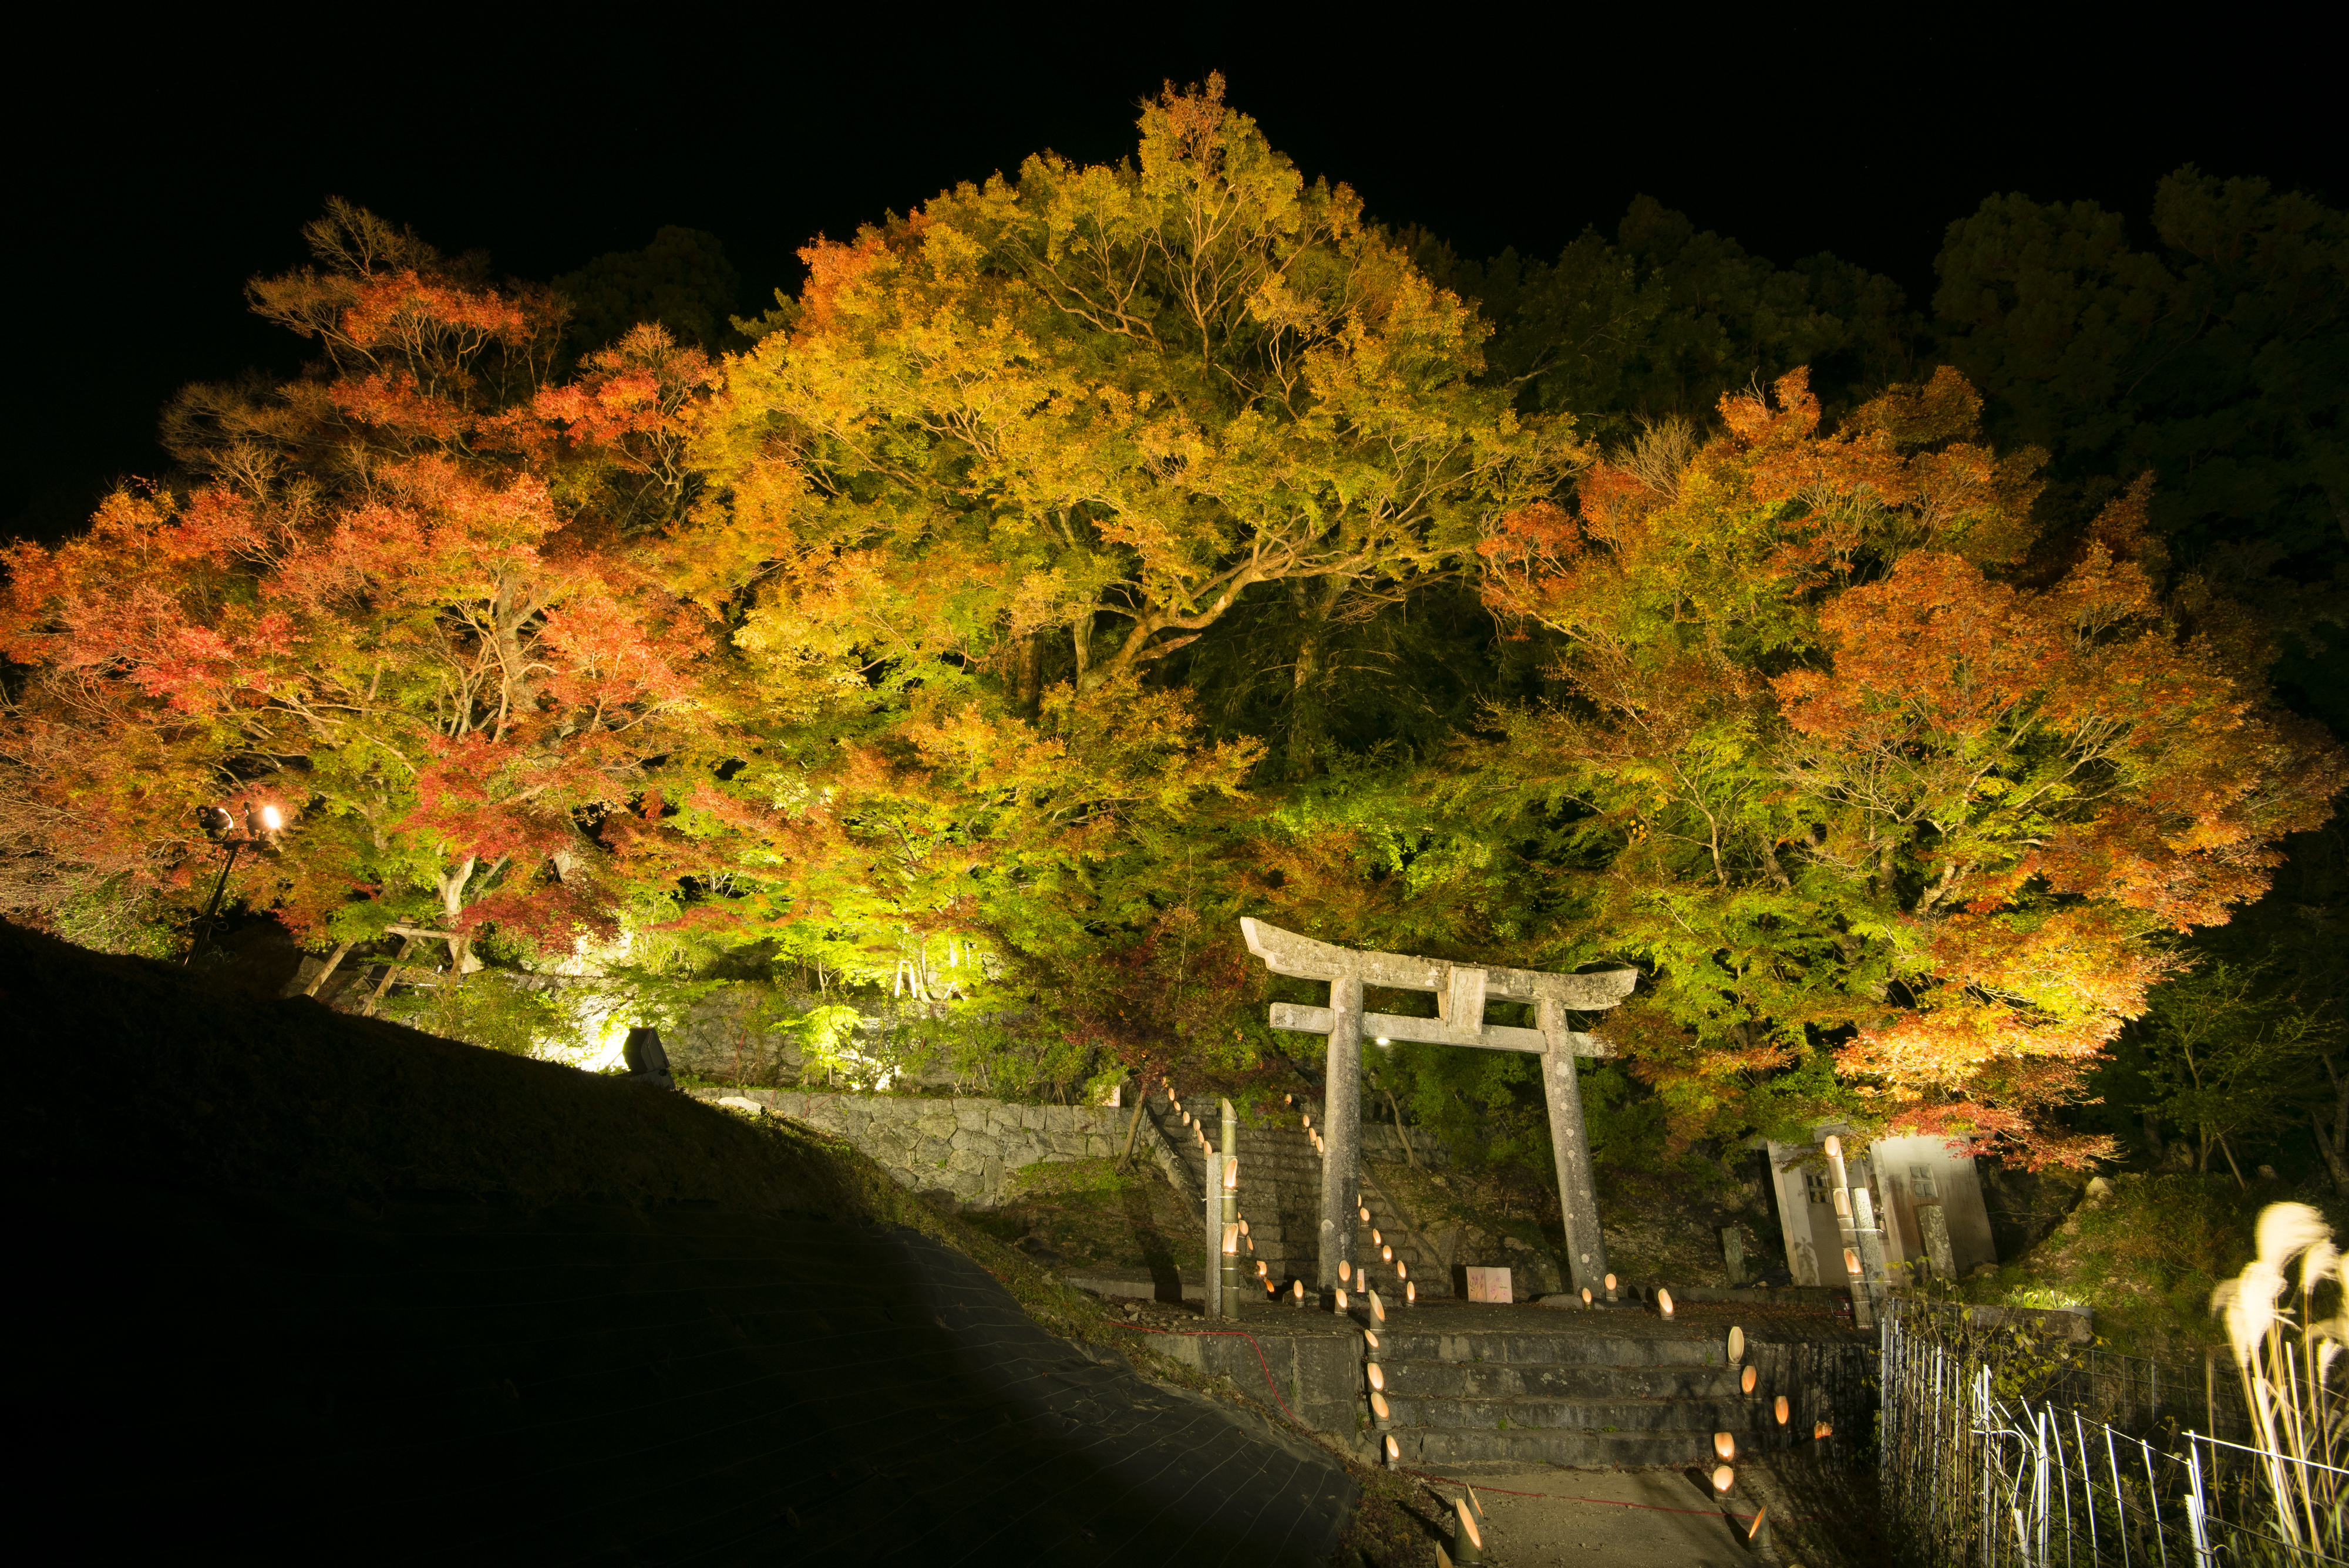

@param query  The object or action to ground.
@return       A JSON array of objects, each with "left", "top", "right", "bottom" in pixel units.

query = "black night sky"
[{"left": 5, "top": 17, "right": 2340, "bottom": 545}]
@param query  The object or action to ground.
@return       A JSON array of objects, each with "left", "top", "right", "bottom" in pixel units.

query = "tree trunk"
[
  {"left": 1285, "top": 577, "right": 1341, "bottom": 781},
  {"left": 1015, "top": 630, "right": 1044, "bottom": 718}
]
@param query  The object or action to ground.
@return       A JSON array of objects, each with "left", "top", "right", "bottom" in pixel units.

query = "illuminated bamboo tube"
[
  {"left": 1405, "top": 1280, "right": 1416, "bottom": 1303},
  {"left": 1340, "top": 1259, "right": 1352, "bottom": 1284},
  {"left": 1395, "top": 1260, "right": 1407, "bottom": 1280},
  {"left": 1452, "top": 1494, "right": 1485, "bottom": 1564},
  {"left": 1358, "top": 1204, "right": 1371, "bottom": 1223},
  {"left": 1291, "top": 1280, "right": 1305, "bottom": 1308},
  {"left": 1655, "top": 1287, "right": 1675, "bottom": 1318},
  {"left": 1813, "top": 1420, "right": 1832, "bottom": 1441},
  {"left": 1381, "top": 1244, "right": 1394, "bottom": 1263},
  {"left": 1745, "top": 1505, "right": 1770, "bottom": 1550},
  {"left": 1714, "top": 1432, "right": 1736, "bottom": 1462},
  {"left": 1741, "top": 1365, "right": 1758, "bottom": 1395},
  {"left": 1369, "top": 1385, "right": 1390, "bottom": 1421},
  {"left": 1711, "top": 1464, "right": 1735, "bottom": 1494},
  {"left": 1371, "top": 1228, "right": 1382, "bottom": 1246},
  {"left": 1774, "top": 1395, "right": 1789, "bottom": 1425},
  {"left": 1368, "top": 1289, "right": 1386, "bottom": 1324},
  {"left": 1580, "top": 1287, "right": 1593, "bottom": 1307},
  {"left": 1363, "top": 1328, "right": 1379, "bottom": 1350},
  {"left": 1335, "top": 1287, "right": 1349, "bottom": 1311},
  {"left": 1256, "top": 1260, "right": 1268, "bottom": 1277},
  {"left": 1604, "top": 1271, "right": 1618, "bottom": 1302},
  {"left": 1384, "top": 1432, "right": 1401, "bottom": 1466},
  {"left": 1727, "top": 1326, "right": 1744, "bottom": 1362}
]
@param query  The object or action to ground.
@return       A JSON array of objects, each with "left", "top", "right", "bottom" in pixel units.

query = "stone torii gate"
[{"left": 1241, "top": 918, "right": 1638, "bottom": 1298}]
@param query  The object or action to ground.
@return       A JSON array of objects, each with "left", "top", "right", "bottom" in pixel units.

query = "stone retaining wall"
[{"left": 689, "top": 1086, "right": 1126, "bottom": 1207}]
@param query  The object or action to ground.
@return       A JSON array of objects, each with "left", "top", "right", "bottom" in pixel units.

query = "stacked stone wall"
[{"left": 689, "top": 1086, "right": 1125, "bottom": 1207}]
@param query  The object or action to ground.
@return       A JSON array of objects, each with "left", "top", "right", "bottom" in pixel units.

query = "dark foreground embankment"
[{"left": 5, "top": 922, "right": 1352, "bottom": 1564}]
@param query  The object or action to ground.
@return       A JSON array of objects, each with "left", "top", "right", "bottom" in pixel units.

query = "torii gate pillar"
[{"left": 1241, "top": 918, "right": 1638, "bottom": 1298}]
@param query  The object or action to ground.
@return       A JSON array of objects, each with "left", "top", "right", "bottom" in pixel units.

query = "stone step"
[
  {"left": 1377, "top": 1360, "right": 1746, "bottom": 1400},
  {"left": 1372, "top": 1330, "right": 1731, "bottom": 1368},
  {"left": 1382, "top": 1393, "right": 1766, "bottom": 1432},
  {"left": 1392, "top": 1425, "right": 1744, "bottom": 1468}
]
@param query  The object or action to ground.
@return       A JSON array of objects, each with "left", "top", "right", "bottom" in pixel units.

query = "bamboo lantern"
[
  {"left": 1369, "top": 1289, "right": 1386, "bottom": 1324},
  {"left": 1367, "top": 1362, "right": 1386, "bottom": 1391},
  {"left": 1405, "top": 1280, "right": 1416, "bottom": 1303},
  {"left": 1302, "top": 1113, "right": 1312, "bottom": 1129},
  {"left": 1745, "top": 1506, "right": 1769, "bottom": 1546},
  {"left": 1774, "top": 1395, "right": 1790, "bottom": 1425},
  {"left": 1813, "top": 1420, "right": 1832, "bottom": 1441},
  {"left": 1382, "top": 1244, "right": 1394, "bottom": 1263},
  {"left": 1396, "top": 1260, "right": 1408, "bottom": 1280},
  {"left": 1371, "top": 1228, "right": 1382, "bottom": 1246},
  {"left": 1727, "top": 1326, "right": 1745, "bottom": 1362},
  {"left": 1711, "top": 1464, "right": 1734, "bottom": 1493},
  {"left": 1284, "top": 1094, "right": 1294, "bottom": 1106},
  {"left": 1384, "top": 1433, "right": 1401, "bottom": 1466},
  {"left": 1182, "top": 1110, "right": 1192, "bottom": 1125},
  {"left": 1844, "top": 1247, "right": 1862, "bottom": 1278},
  {"left": 1256, "top": 1260, "right": 1268, "bottom": 1277},
  {"left": 1223, "top": 1158, "right": 1239, "bottom": 1190},
  {"left": 1335, "top": 1287, "right": 1349, "bottom": 1311},
  {"left": 1580, "top": 1287, "right": 1593, "bottom": 1307},
  {"left": 1369, "top": 1389, "right": 1391, "bottom": 1422},
  {"left": 1340, "top": 1260, "right": 1352, "bottom": 1284},
  {"left": 1359, "top": 1205, "right": 1370, "bottom": 1223},
  {"left": 1656, "top": 1287, "right": 1675, "bottom": 1318},
  {"left": 1240, "top": 1219, "right": 1250, "bottom": 1235},
  {"left": 1453, "top": 1495, "right": 1484, "bottom": 1562},
  {"left": 1741, "top": 1366, "right": 1758, "bottom": 1395},
  {"left": 1604, "top": 1272, "right": 1618, "bottom": 1300},
  {"left": 1364, "top": 1328, "right": 1379, "bottom": 1350},
  {"left": 1264, "top": 1278, "right": 1277, "bottom": 1297},
  {"left": 1714, "top": 1432, "right": 1736, "bottom": 1462},
  {"left": 1292, "top": 1280, "right": 1305, "bottom": 1307}
]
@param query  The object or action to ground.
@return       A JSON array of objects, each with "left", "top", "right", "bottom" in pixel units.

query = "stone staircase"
[
  {"left": 1142, "top": 1092, "right": 1451, "bottom": 1299},
  {"left": 1375, "top": 1321, "right": 1765, "bottom": 1466}
]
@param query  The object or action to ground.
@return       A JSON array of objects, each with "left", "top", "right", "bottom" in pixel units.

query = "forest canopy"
[{"left": 4, "top": 78, "right": 2343, "bottom": 1179}]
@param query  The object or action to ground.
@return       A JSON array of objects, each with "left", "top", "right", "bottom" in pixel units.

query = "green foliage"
[
  {"left": 2131, "top": 956, "right": 2337, "bottom": 1177},
  {"left": 554, "top": 226, "right": 745, "bottom": 353},
  {"left": 378, "top": 970, "right": 577, "bottom": 1057}
]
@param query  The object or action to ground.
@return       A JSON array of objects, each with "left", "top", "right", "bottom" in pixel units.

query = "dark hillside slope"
[{"left": 3, "top": 922, "right": 1351, "bottom": 1564}]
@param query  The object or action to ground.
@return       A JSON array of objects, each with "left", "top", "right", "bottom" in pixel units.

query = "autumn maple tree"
[
  {"left": 0, "top": 203, "right": 725, "bottom": 984},
  {"left": 1470, "top": 368, "right": 2344, "bottom": 1165}
]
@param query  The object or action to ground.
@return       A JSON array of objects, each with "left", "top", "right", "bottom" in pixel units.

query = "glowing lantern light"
[
  {"left": 1727, "top": 1326, "right": 1745, "bottom": 1362},
  {"left": 1367, "top": 1362, "right": 1385, "bottom": 1391},
  {"left": 1714, "top": 1432, "right": 1736, "bottom": 1461},
  {"left": 1580, "top": 1287, "right": 1593, "bottom": 1306},
  {"left": 1369, "top": 1389, "right": 1390, "bottom": 1420},
  {"left": 1741, "top": 1366, "right": 1758, "bottom": 1395},
  {"left": 1656, "top": 1288, "right": 1675, "bottom": 1318},
  {"left": 1813, "top": 1420, "right": 1832, "bottom": 1441},
  {"left": 1775, "top": 1395, "right": 1790, "bottom": 1425},
  {"left": 1384, "top": 1434, "right": 1400, "bottom": 1465},
  {"left": 1711, "top": 1464, "right": 1735, "bottom": 1493},
  {"left": 259, "top": 804, "right": 283, "bottom": 831},
  {"left": 1339, "top": 1260, "right": 1351, "bottom": 1283},
  {"left": 1382, "top": 1244, "right": 1394, "bottom": 1263}
]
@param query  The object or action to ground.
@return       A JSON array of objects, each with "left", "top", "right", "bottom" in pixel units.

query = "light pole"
[{"left": 186, "top": 801, "right": 281, "bottom": 965}]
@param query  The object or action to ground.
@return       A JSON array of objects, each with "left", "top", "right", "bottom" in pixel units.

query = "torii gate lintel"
[{"left": 1240, "top": 917, "right": 1635, "bottom": 1298}]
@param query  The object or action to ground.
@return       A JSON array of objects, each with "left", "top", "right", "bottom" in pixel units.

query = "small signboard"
[{"left": 1464, "top": 1266, "right": 1513, "bottom": 1304}]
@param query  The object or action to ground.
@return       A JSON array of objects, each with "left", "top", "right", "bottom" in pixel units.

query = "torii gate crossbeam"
[{"left": 1240, "top": 918, "right": 1637, "bottom": 1298}]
